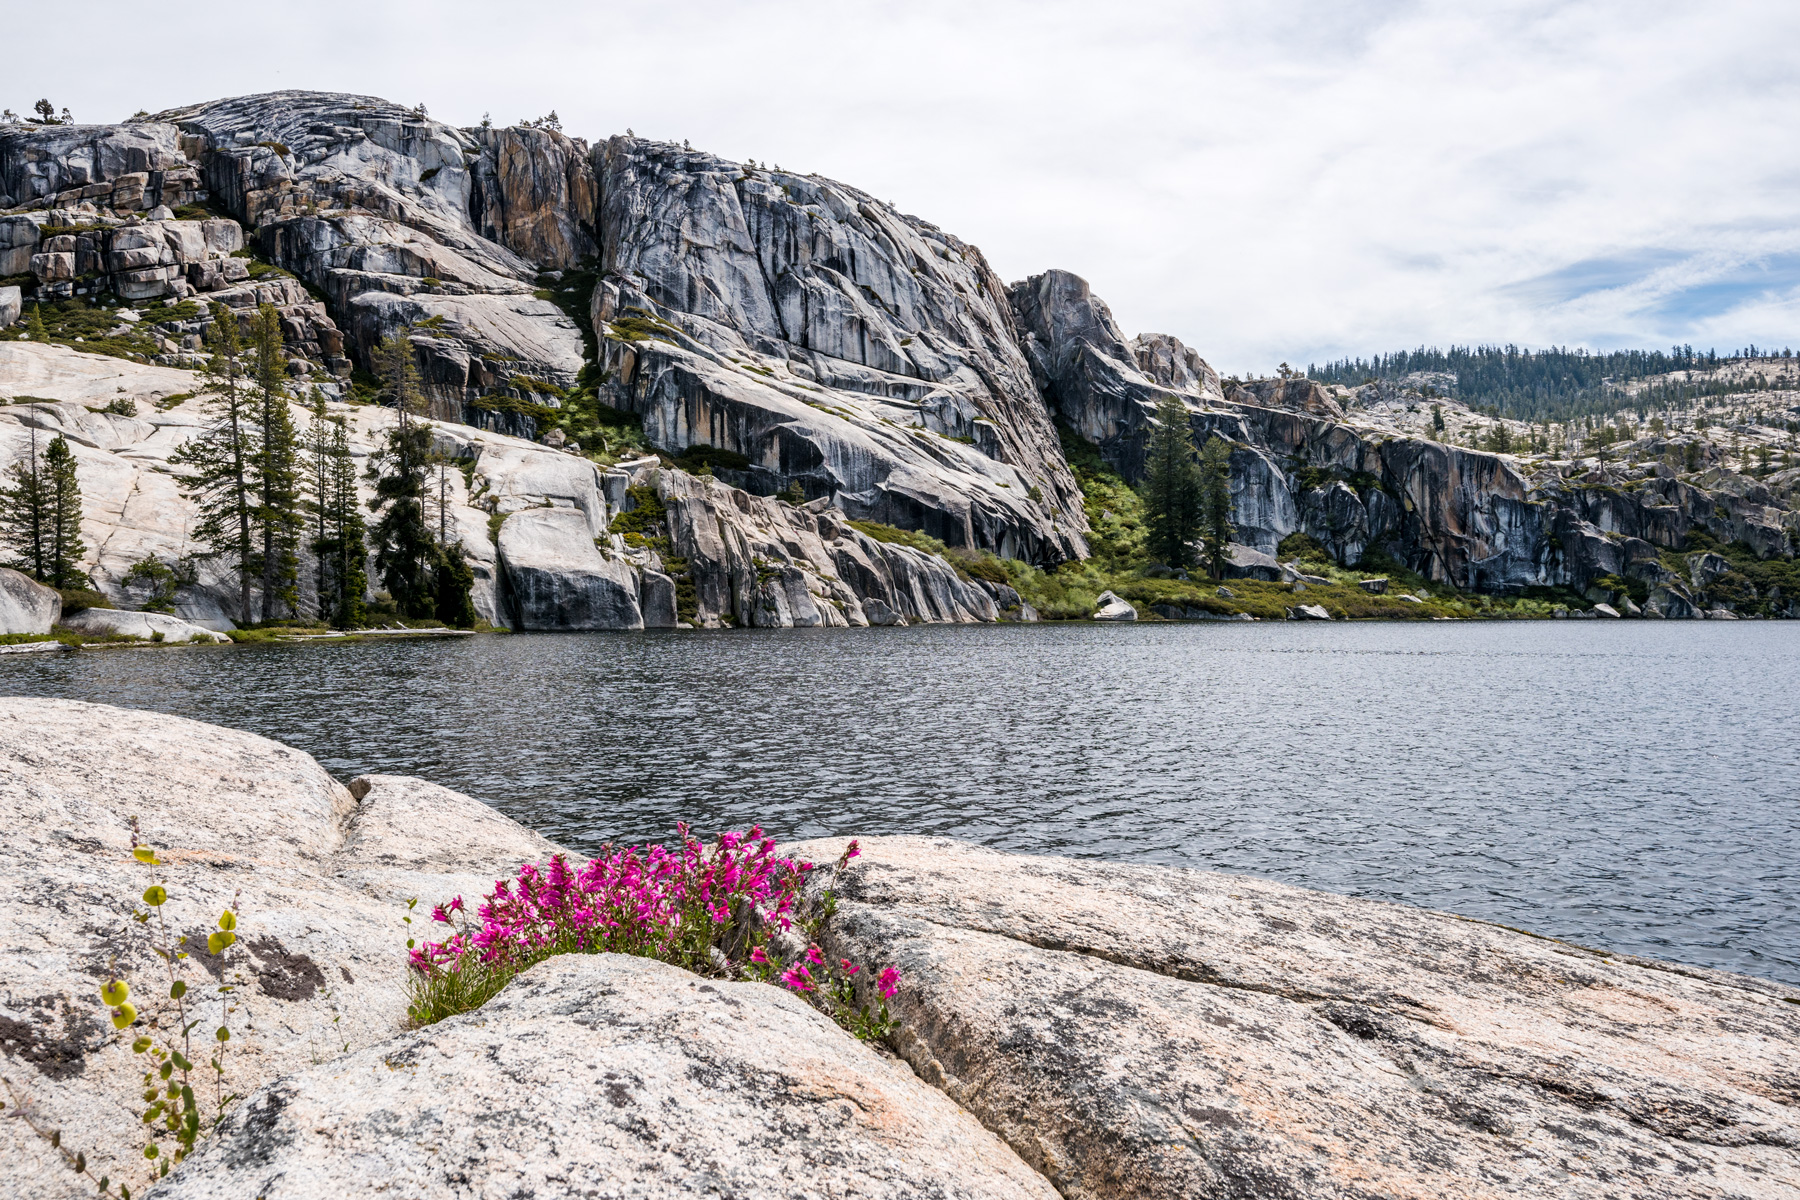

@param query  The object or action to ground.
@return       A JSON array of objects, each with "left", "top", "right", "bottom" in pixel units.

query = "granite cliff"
[{"left": 3, "top": 91, "right": 1796, "bottom": 625}]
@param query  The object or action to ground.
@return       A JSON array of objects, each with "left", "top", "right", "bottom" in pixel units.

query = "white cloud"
[{"left": 10, "top": 0, "right": 1800, "bottom": 374}]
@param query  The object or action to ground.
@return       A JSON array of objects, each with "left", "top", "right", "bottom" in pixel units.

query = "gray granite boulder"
[
  {"left": 799, "top": 837, "right": 1800, "bottom": 1200},
  {"left": 1090, "top": 589, "right": 1136, "bottom": 621},
  {"left": 0, "top": 566, "right": 59, "bottom": 633},
  {"left": 60, "top": 607, "right": 229, "bottom": 643},
  {"left": 153, "top": 955, "right": 1057, "bottom": 1200},
  {"left": 497, "top": 507, "right": 643, "bottom": 630},
  {"left": 0, "top": 699, "right": 561, "bottom": 1200}
]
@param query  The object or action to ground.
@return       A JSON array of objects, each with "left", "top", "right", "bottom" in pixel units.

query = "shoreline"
[{"left": 2, "top": 697, "right": 1795, "bottom": 1199}]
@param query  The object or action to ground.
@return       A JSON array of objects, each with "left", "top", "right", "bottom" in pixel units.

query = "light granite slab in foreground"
[{"left": 791, "top": 835, "right": 1800, "bottom": 1200}]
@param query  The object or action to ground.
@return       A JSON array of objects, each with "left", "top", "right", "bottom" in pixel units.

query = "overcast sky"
[{"left": 11, "top": 0, "right": 1800, "bottom": 375}]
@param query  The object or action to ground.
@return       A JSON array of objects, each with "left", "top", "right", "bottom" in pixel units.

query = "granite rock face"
[
  {"left": 0, "top": 342, "right": 1017, "bottom": 631},
  {"left": 149, "top": 92, "right": 586, "bottom": 431},
  {"left": 1010, "top": 269, "right": 1225, "bottom": 480},
  {"left": 647, "top": 466, "right": 1002, "bottom": 628},
  {"left": 11, "top": 93, "right": 1790, "bottom": 600},
  {"left": 797, "top": 836, "right": 1800, "bottom": 1200},
  {"left": 593, "top": 137, "right": 1087, "bottom": 562},
  {"left": 467, "top": 124, "right": 597, "bottom": 269},
  {"left": 16, "top": 213, "right": 250, "bottom": 304},
  {"left": 0, "top": 122, "right": 203, "bottom": 215},
  {"left": 0, "top": 699, "right": 560, "bottom": 1200},
  {"left": 498, "top": 506, "right": 644, "bottom": 630},
  {"left": 1014, "top": 268, "right": 1796, "bottom": 595},
  {"left": 154, "top": 954, "right": 1059, "bottom": 1200}
]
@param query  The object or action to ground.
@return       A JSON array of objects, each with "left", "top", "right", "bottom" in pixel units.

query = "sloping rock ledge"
[{"left": 2, "top": 700, "right": 1795, "bottom": 1200}]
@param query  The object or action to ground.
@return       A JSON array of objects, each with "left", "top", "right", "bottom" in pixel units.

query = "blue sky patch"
[
  {"left": 1641, "top": 253, "right": 1800, "bottom": 322},
  {"left": 1500, "top": 250, "right": 1687, "bottom": 305}
]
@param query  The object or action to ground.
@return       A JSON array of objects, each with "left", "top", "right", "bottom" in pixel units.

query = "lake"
[{"left": 4, "top": 621, "right": 1796, "bottom": 985}]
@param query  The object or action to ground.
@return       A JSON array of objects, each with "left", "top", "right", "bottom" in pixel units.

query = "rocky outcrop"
[
  {"left": 0, "top": 566, "right": 59, "bottom": 633},
  {"left": 58, "top": 607, "right": 229, "bottom": 643},
  {"left": 592, "top": 138, "right": 1087, "bottom": 562},
  {"left": 466, "top": 125, "right": 597, "bottom": 269},
  {"left": 142, "top": 93, "right": 586, "bottom": 429},
  {"left": 0, "top": 699, "right": 561, "bottom": 1200},
  {"left": 17, "top": 213, "right": 246, "bottom": 303},
  {"left": 156, "top": 954, "right": 1058, "bottom": 1200},
  {"left": 800, "top": 836, "right": 1800, "bottom": 1200},
  {"left": 647, "top": 466, "right": 1002, "bottom": 628},
  {"left": 1015, "top": 268, "right": 1797, "bottom": 595},
  {"left": 1009, "top": 269, "right": 1224, "bottom": 479},
  {"left": 0, "top": 341, "right": 1015, "bottom": 631},
  {"left": 498, "top": 507, "right": 643, "bottom": 630},
  {"left": 0, "top": 122, "right": 202, "bottom": 215},
  {"left": 1091, "top": 590, "right": 1136, "bottom": 621},
  {"left": 0, "top": 343, "right": 549, "bottom": 627},
  {"left": 0, "top": 284, "right": 19, "bottom": 328},
  {"left": 11, "top": 94, "right": 1792, "bottom": 599}
]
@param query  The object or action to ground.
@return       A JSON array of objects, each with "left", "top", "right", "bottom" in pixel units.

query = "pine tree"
[
  {"left": 0, "top": 428, "right": 51, "bottom": 581},
  {"left": 1141, "top": 395, "right": 1200, "bottom": 568},
  {"left": 173, "top": 304, "right": 259, "bottom": 622},
  {"left": 316, "top": 415, "right": 368, "bottom": 629},
  {"left": 304, "top": 388, "right": 333, "bottom": 576},
  {"left": 44, "top": 435, "right": 84, "bottom": 587},
  {"left": 366, "top": 333, "right": 436, "bottom": 617},
  {"left": 424, "top": 454, "right": 456, "bottom": 546},
  {"left": 26, "top": 303, "right": 47, "bottom": 342},
  {"left": 249, "top": 304, "right": 302, "bottom": 621},
  {"left": 1197, "top": 435, "right": 1234, "bottom": 580},
  {"left": 434, "top": 541, "right": 477, "bottom": 628}
]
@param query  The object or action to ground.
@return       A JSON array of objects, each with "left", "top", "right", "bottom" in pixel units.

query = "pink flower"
[
  {"left": 805, "top": 944, "right": 825, "bottom": 966},
  {"left": 751, "top": 945, "right": 768, "bottom": 964},
  {"left": 431, "top": 904, "right": 450, "bottom": 923},
  {"left": 840, "top": 959, "right": 859, "bottom": 975},
  {"left": 449, "top": 895, "right": 464, "bottom": 912},
  {"left": 780, "top": 964, "right": 814, "bottom": 993},
  {"left": 878, "top": 966, "right": 901, "bottom": 1000}
]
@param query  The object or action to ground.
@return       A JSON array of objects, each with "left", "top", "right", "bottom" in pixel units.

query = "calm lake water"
[{"left": 4, "top": 622, "right": 1797, "bottom": 985}]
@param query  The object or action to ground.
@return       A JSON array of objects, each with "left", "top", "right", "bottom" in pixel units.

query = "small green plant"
[{"left": 2, "top": 824, "right": 245, "bottom": 1197}]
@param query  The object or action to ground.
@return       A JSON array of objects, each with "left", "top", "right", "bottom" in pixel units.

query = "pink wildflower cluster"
[
  {"left": 407, "top": 827, "right": 902, "bottom": 1040},
  {"left": 411, "top": 824, "right": 799, "bottom": 976}
]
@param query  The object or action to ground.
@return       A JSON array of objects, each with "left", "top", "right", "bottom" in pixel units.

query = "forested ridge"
[{"left": 1308, "top": 344, "right": 1799, "bottom": 422}]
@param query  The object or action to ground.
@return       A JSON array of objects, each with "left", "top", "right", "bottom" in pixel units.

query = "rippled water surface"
[{"left": 4, "top": 622, "right": 1797, "bottom": 983}]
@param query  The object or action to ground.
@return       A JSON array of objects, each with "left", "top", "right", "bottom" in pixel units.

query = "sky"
[{"left": 9, "top": 0, "right": 1800, "bottom": 376}]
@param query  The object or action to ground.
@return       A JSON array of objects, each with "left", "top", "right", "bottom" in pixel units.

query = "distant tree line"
[{"left": 1307, "top": 344, "right": 1799, "bottom": 424}]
